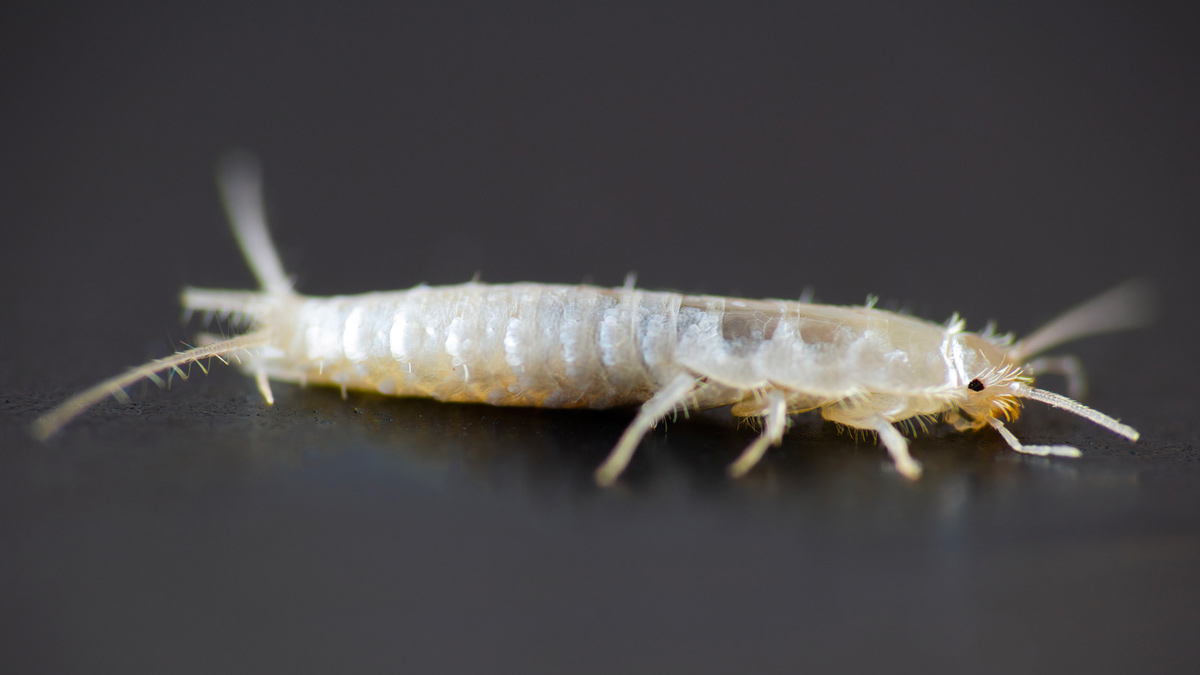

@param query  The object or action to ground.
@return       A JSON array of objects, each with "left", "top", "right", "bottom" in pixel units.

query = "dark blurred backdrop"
[{"left": 2, "top": 2, "right": 1198, "bottom": 673}]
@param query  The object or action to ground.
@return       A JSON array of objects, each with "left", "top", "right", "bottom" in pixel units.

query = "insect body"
[{"left": 33, "top": 156, "right": 1150, "bottom": 485}]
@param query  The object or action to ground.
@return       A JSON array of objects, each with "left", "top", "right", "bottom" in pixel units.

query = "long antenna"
[
  {"left": 1016, "top": 384, "right": 1139, "bottom": 441},
  {"left": 1010, "top": 280, "right": 1156, "bottom": 361}
]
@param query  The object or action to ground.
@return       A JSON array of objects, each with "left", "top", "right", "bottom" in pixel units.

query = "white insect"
[{"left": 33, "top": 156, "right": 1152, "bottom": 485}]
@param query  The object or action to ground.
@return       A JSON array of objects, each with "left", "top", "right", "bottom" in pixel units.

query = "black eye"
[{"left": 968, "top": 379, "right": 985, "bottom": 392}]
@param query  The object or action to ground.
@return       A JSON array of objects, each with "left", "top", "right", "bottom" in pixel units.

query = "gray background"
[{"left": 2, "top": 2, "right": 1198, "bottom": 673}]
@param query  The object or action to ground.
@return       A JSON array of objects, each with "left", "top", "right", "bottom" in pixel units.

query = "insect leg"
[
  {"left": 870, "top": 417, "right": 923, "bottom": 480},
  {"left": 193, "top": 330, "right": 275, "bottom": 404},
  {"left": 594, "top": 373, "right": 700, "bottom": 487},
  {"left": 985, "top": 417, "right": 1082, "bottom": 458},
  {"left": 727, "top": 390, "right": 790, "bottom": 478},
  {"left": 1025, "top": 355, "right": 1087, "bottom": 400},
  {"left": 255, "top": 369, "right": 275, "bottom": 404}
]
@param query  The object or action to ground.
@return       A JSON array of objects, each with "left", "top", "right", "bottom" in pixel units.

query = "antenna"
[
  {"left": 1010, "top": 280, "right": 1156, "bottom": 361},
  {"left": 1016, "top": 385, "right": 1139, "bottom": 441}
]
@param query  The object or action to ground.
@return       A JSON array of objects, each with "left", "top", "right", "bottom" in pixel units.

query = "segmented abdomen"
[{"left": 263, "top": 284, "right": 690, "bottom": 408}]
